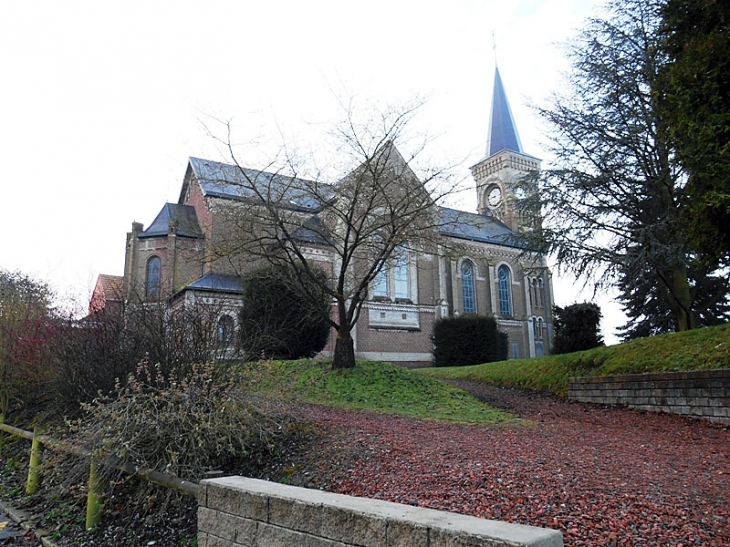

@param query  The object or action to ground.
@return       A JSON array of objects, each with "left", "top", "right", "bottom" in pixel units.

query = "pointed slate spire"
[{"left": 486, "top": 66, "right": 524, "bottom": 156}]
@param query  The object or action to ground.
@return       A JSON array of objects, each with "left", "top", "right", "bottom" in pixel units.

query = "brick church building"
[{"left": 93, "top": 67, "right": 554, "bottom": 364}]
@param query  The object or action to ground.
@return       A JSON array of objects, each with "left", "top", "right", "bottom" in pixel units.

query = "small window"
[
  {"left": 512, "top": 343, "right": 519, "bottom": 359},
  {"left": 461, "top": 261, "right": 476, "bottom": 314},
  {"left": 146, "top": 256, "right": 161, "bottom": 298},
  {"left": 498, "top": 265, "right": 512, "bottom": 317},
  {"left": 529, "top": 277, "right": 537, "bottom": 308},
  {"left": 537, "top": 278, "right": 545, "bottom": 308},
  {"left": 217, "top": 315, "right": 234, "bottom": 345},
  {"left": 533, "top": 316, "right": 544, "bottom": 339}
]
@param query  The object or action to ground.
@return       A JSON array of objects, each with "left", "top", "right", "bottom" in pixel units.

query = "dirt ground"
[{"left": 311, "top": 381, "right": 730, "bottom": 546}]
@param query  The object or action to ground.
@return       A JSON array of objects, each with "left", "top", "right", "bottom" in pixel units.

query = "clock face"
[
  {"left": 487, "top": 187, "right": 502, "bottom": 207},
  {"left": 514, "top": 186, "right": 527, "bottom": 200}
]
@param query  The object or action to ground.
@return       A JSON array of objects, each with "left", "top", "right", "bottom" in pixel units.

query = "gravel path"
[{"left": 305, "top": 382, "right": 730, "bottom": 547}]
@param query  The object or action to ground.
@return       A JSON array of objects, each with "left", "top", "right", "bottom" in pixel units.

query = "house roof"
[
  {"left": 139, "top": 203, "right": 204, "bottom": 239},
  {"left": 96, "top": 274, "right": 123, "bottom": 300},
  {"left": 439, "top": 207, "right": 526, "bottom": 249},
  {"left": 183, "top": 273, "right": 244, "bottom": 294},
  {"left": 485, "top": 66, "right": 524, "bottom": 157},
  {"left": 88, "top": 274, "right": 123, "bottom": 315},
  {"left": 187, "top": 157, "right": 332, "bottom": 213}
]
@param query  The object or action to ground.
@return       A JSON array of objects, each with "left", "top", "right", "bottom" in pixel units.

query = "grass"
[
  {"left": 237, "top": 359, "right": 514, "bottom": 425},
  {"left": 420, "top": 323, "right": 730, "bottom": 396}
]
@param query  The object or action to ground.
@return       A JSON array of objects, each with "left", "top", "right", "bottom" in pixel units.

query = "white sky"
[{"left": 1, "top": 0, "right": 625, "bottom": 343}]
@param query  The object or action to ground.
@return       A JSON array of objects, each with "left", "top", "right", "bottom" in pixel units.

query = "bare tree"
[{"left": 211, "top": 102, "right": 462, "bottom": 369}]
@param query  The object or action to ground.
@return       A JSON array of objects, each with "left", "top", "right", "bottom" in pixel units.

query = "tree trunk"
[
  {"left": 332, "top": 330, "right": 356, "bottom": 370},
  {"left": 662, "top": 263, "right": 696, "bottom": 332}
]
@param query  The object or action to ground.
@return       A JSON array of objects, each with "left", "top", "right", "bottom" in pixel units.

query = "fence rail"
[{"left": 0, "top": 418, "right": 198, "bottom": 530}]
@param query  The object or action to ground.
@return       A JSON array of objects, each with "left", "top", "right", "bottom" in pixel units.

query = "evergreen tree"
[
  {"left": 618, "top": 263, "right": 730, "bottom": 340},
  {"left": 658, "top": 0, "right": 730, "bottom": 268},
  {"left": 524, "top": 0, "right": 728, "bottom": 333},
  {"left": 239, "top": 264, "right": 331, "bottom": 360},
  {"left": 552, "top": 303, "right": 603, "bottom": 354}
]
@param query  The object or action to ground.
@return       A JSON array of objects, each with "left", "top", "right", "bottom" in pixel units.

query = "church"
[{"left": 93, "top": 67, "right": 554, "bottom": 365}]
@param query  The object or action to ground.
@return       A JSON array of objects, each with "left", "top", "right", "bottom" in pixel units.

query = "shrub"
[
  {"left": 432, "top": 315, "right": 508, "bottom": 367},
  {"left": 71, "top": 361, "right": 300, "bottom": 510},
  {"left": 53, "top": 296, "right": 240, "bottom": 416},
  {"left": 0, "top": 269, "right": 58, "bottom": 418},
  {"left": 239, "top": 265, "right": 331, "bottom": 359},
  {"left": 552, "top": 302, "right": 604, "bottom": 354}
]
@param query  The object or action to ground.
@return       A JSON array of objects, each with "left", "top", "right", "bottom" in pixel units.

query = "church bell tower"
[{"left": 472, "top": 66, "right": 541, "bottom": 232}]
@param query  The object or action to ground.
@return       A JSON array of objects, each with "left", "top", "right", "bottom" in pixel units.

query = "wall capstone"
[{"left": 198, "top": 476, "right": 563, "bottom": 547}]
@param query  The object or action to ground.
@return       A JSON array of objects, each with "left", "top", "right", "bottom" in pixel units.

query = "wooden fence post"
[
  {"left": 85, "top": 458, "right": 104, "bottom": 530},
  {"left": 25, "top": 424, "right": 44, "bottom": 494}
]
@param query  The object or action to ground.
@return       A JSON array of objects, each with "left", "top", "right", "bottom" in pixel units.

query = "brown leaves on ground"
[{"left": 305, "top": 382, "right": 729, "bottom": 547}]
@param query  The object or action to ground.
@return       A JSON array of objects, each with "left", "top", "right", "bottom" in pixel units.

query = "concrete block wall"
[
  {"left": 198, "top": 476, "right": 563, "bottom": 547},
  {"left": 569, "top": 369, "right": 730, "bottom": 425}
]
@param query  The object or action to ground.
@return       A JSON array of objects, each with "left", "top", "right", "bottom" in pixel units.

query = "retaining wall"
[
  {"left": 198, "top": 476, "right": 563, "bottom": 547},
  {"left": 568, "top": 369, "right": 730, "bottom": 425}
]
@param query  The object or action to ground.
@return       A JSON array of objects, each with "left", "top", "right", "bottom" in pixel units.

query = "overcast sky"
[{"left": 1, "top": 0, "right": 626, "bottom": 342}]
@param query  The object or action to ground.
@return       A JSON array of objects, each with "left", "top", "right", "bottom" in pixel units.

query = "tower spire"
[{"left": 485, "top": 66, "right": 524, "bottom": 157}]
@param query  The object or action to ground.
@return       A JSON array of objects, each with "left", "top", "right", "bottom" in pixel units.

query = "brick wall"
[
  {"left": 568, "top": 369, "right": 730, "bottom": 425},
  {"left": 198, "top": 476, "right": 563, "bottom": 547}
]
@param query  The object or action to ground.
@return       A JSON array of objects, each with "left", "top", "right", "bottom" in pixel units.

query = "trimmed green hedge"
[{"left": 432, "top": 315, "right": 508, "bottom": 367}]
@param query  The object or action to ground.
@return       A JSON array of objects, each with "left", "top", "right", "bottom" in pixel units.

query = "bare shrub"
[{"left": 70, "top": 361, "right": 301, "bottom": 509}]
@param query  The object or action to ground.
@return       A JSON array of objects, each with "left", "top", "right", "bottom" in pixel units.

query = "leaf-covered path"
[{"left": 306, "top": 382, "right": 729, "bottom": 547}]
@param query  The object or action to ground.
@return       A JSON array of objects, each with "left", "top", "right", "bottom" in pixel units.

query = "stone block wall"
[
  {"left": 198, "top": 476, "right": 563, "bottom": 547},
  {"left": 568, "top": 369, "right": 730, "bottom": 425}
]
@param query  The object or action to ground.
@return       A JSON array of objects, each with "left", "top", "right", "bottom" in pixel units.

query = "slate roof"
[
  {"left": 439, "top": 207, "right": 526, "bottom": 249},
  {"left": 183, "top": 273, "right": 244, "bottom": 294},
  {"left": 139, "top": 203, "right": 203, "bottom": 239},
  {"left": 486, "top": 66, "right": 524, "bottom": 156},
  {"left": 188, "top": 157, "right": 332, "bottom": 213}
]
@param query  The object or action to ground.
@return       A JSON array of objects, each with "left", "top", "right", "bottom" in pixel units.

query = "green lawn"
[
  {"left": 420, "top": 323, "right": 730, "bottom": 396},
  {"left": 237, "top": 359, "right": 514, "bottom": 425}
]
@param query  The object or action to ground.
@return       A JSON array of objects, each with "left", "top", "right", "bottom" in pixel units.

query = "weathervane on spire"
[{"left": 492, "top": 31, "right": 498, "bottom": 66}]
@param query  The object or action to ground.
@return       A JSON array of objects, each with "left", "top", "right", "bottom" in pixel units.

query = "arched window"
[
  {"left": 217, "top": 315, "right": 234, "bottom": 345},
  {"left": 498, "top": 265, "right": 512, "bottom": 317},
  {"left": 461, "top": 261, "right": 476, "bottom": 314},
  {"left": 146, "top": 256, "right": 161, "bottom": 298},
  {"left": 533, "top": 316, "right": 544, "bottom": 339}
]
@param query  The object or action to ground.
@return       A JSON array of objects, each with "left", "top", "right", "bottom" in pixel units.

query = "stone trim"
[{"left": 198, "top": 476, "right": 563, "bottom": 547}]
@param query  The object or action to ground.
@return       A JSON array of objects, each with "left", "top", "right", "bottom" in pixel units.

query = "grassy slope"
[
  {"left": 420, "top": 323, "right": 730, "bottom": 397},
  {"left": 238, "top": 359, "right": 514, "bottom": 425}
]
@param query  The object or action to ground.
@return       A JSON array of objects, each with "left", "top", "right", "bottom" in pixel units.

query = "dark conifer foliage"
[
  {"left": 552, "top": 303, "right": 603, "bottom": 354},
  {"left": 239, "top": 264, "right": 331, "bottom": 360}
]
